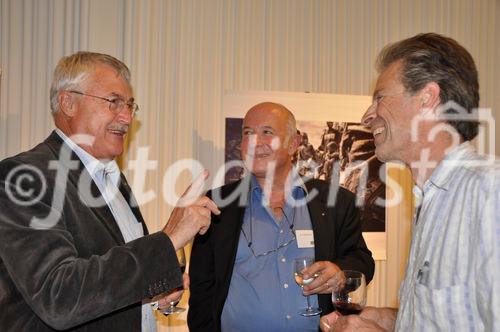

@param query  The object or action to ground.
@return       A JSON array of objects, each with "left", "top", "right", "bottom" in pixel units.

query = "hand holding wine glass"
[
  {"left": 160, "top": 248, "right": 187, "bottom": 315},
  {"left": 301, "top": 260, "right": 341, "bottom": 295},
  {"left": 331, "top": 270, "right": 366, "bottom": 315},
  {"left": 320, "top": 307, "right": 395, "bottom": 331},
  {"left": 293, "top": 257, "right": 322, "bottom": 316}
]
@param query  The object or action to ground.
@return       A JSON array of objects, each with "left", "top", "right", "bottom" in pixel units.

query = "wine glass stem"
[{"left": 306, "top": 295, "right": 312, "bottom": 311}]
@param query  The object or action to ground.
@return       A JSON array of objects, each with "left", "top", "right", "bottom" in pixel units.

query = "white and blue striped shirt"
[{"left": 396, "top": 142, "right": 500, "bottom": 331}]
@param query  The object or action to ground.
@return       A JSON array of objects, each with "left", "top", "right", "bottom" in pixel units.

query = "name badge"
[{"left": 296, "top": 230, "right": 315, "bottom": 248}]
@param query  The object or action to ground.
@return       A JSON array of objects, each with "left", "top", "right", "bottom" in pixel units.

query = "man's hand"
[
  {"left": 157, "top": 273, "right": 190, "bottom": 309},
  {"left": 320, "top": 307, "right": 397, "bottom": 332},
  {"left": 163, "top": 170, "right": 220, "bottom": 250},
  {"left": 302, "top": 261, "right": 341, "bottom": 295}
]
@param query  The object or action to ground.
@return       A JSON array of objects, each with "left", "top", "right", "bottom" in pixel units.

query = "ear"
[
  {"left": 58, "top": 91, "right": 77, "bottom": 117},
  {"left": 419, "top": 82, "right": 441, "bottom": 110},
  {"left": 288, "top": 133, "right": 301, "bottom": 155}
]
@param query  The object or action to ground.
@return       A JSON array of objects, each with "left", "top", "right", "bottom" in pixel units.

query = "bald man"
[{"left": 188, "top": 102, "right": 374, "bottom": 332}]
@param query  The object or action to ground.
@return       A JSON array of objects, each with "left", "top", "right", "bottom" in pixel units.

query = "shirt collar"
[{"left": 422, "top": 141, "right": 477, "bottom": 192}]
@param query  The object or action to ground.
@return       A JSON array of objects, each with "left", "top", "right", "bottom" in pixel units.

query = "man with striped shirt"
[{"left": 321, "top": 33, "right": 500, "bottom": 331}]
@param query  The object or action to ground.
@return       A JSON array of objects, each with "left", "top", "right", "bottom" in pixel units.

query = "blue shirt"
[{"left": 221, "top": 176, "right": 320, "bottom": 332}]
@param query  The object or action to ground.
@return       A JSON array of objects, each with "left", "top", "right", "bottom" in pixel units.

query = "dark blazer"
[
  {"left": 188, "top": 178, "right": 375, "bottom": 332},
  {"left": 0, "top": 131, "right": 182, "bottom": 331}
]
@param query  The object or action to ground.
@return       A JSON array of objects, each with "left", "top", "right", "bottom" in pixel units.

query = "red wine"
[{"left": 333, "top": 301, "right": 363, "bottom": 315}]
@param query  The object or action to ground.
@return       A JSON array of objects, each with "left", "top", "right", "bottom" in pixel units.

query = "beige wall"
[{"left": 1, "top": 0, "right": 498, "bottom": 331}]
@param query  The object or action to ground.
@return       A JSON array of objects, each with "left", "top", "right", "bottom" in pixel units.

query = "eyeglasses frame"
[
  {"left": 241, "top": 196, "right": 297, "bottom": 258},
  {"left": 66, "top": 90, "right": 139, "bottom": 117}
]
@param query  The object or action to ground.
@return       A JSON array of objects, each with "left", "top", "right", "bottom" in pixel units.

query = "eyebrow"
[
  {"left": 242, "top": 125, "right": 276, "bottom": 132},
  {"left": 109, "top": 92, "right": 135, "bottom": 103}
]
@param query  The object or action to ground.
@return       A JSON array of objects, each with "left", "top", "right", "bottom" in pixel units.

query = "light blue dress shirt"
[
  {"left": 221, "top": 176, "right": 320, "bottom": 332},
  {"left": 396, "top": 142, "right": 500, "bottom": 331}
]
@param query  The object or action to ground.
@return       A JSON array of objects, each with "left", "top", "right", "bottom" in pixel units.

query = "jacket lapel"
[
  {"left": 305, "top": 181, "right": 333, "bottom": 261},
  {"left": 212, "top": 182, "right": 246, "bottom": 291},
  {"left": 118, "top": 174, "right": 148, "bottom": 235},
  {"left": 217, "top": 204, "right": 245, "bottom": 280},
  {"left": 79, "top": 170, "right": 126, "bottom": 244}
]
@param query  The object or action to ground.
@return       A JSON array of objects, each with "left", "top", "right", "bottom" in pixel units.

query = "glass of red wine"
[
  {"left": 160, "top": 248, "right": 187, "bottom": 315},
  {"left": 331, "top": 270, "right": 366, "bottom": 315}
]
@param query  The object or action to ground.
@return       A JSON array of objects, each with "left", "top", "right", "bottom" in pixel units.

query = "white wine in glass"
[
  {"left": 294, "top": 273, "right": 316, "bottom": 286},
  {"left": 160, "top": 248, "right": 186, "bottom": 315},
  {"left": 293, "top": 257, "right": 322, "bottom": 316}
]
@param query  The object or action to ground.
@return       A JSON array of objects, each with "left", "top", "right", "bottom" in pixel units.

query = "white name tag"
[{"left": 296, "top": 230, "right": 315, "bottom": 248}]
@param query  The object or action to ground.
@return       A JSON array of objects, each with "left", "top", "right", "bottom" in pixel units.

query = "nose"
[
  {"left": 361, "top": 103, "right": 376, "bottom": 128},
  {"left": 260, "top": 134, "right": 272, "bottom": 146},
  {"left": 252, "top": 133, "right": 265, "bottom": 147},
  {"left": 116, "top": 108, "right": 133, "bottom": 124}
]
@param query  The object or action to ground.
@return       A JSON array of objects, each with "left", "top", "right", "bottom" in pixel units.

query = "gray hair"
[
  {"left": 50, "top": 51, "right": 131, "bottom": 114},
  {"left": 376, "top": 33, "right": 479, "bottom": 141}
]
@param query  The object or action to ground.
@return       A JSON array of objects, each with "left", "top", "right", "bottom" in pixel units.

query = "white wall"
[{"left": 1, "top": 0, "right": 498, "bottom": 331}]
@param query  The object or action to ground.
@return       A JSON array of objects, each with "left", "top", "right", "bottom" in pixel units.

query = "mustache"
[
  {"left": 243, "top": 147, "right": 273, "bottom": 156},
  {"left": 107, "top": 124, "right": 129, "bottom": 134}
]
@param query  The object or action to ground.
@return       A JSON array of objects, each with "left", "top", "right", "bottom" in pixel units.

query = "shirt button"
[
  {"left": 283, "top": 283, "right": 289, "bottom": 289},
  {"left": 286, "top": 314, "right": 292, "bottom": 320},
  {"left": 280, "top": 229, "right": 284, "bottom": 234},
  {"left": 281, "top": 257, "right": 286, "bottom": 263}
]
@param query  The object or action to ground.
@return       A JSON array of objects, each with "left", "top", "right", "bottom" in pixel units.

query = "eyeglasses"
[
  {"left": 241, "top": 202, "right": 297, "bottom": 258},
  {"left": 67, "top": 90, "right": 139, "bottom": 117}
]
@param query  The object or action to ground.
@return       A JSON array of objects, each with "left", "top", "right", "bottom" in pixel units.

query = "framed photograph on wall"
[{"left": 223, "top": 90, "right": 387, "bottom": 259}]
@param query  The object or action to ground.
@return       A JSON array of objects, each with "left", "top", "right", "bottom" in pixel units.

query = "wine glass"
[
  {"left": 331, "top": 270, "right": 366, "bottom": 315},
  {"left": 160, "top": 248, "right": 187, "bottom": 315},
  {"left": 293, "top": 257, "right": 322, "bottom": 316}
]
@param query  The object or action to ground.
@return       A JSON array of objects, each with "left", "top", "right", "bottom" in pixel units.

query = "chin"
[
  {"left": 104, "top": 148, "right": 123, "bottom": 160},
  {"left": 374, "top": 146, "right": 390, "bottom": 163},
  {"left": 243, "top": 165, "right": 271, "bottom": 180}
]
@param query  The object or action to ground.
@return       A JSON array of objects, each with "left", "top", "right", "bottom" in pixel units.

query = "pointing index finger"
[{"left": 183, "top": 170, "right": 209, "bottom": 200}]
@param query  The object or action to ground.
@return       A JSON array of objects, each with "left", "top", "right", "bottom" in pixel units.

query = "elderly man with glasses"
[
  {"left": 188, "top": 102, "right": 374, "bottom": 332},
  {"left": 0, "top": 52, "right": 219, "bottom": 331}
]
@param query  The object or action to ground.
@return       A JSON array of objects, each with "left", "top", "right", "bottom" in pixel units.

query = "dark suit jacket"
[
  {"left": 0, "top": 131, "right": 183, "bottom": 331},
  {"left": 188, "top": 178, "right": 375, "bottom": 331}
]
